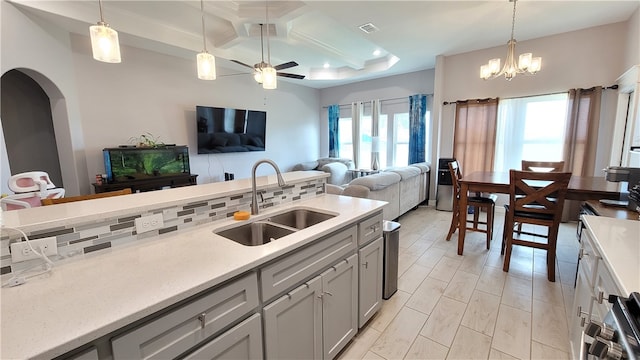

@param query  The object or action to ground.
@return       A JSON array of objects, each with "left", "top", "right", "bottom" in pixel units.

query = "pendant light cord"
[
  {"left": 98, "top": 0, "right": 105, "bottom": 23},
  {"left": 200, "top": 0, "right": 207, "bottom": 52},
  {"left": 510, "top": 0, "right": 517, "bottom": 42},
  {"left": 265, "top": 0, "right": 271, "bottom": 65}
]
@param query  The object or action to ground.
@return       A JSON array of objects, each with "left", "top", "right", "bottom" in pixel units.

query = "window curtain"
[
  {"left": 408, "top": 94, "right": 427, "bottom": 164},
  {"left": 563, "top": 87, "right": 602, "bottom": 176},
  {"left": 562, "top": 87, "right": 602, "bottom": 220},
  {"left": 453, "top": 98, "right": 498, "bottom": 174},
  {"left": 328, "top": 104, "right": 340, "bottom": 158},
  {"left": 371, "top": 99, "right": 380, "bottom": 169},
  {"left": 351, "top": 102, "right": 363, "bottom": 168}
]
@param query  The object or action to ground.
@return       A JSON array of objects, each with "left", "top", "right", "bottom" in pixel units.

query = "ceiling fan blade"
[
  {"left": 231, "top": 60, "right": 256, "bottom": 69},
  {"left": 274, "top": 61, "right": 298, "bottom": 71},
  {"left": 277, "top": 72, "right": 305, "bottom": 80}
]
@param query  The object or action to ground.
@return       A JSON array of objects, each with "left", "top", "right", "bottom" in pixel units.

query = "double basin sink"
[{"left": 215, "top": 208, "right": 336, "bottom": 246}]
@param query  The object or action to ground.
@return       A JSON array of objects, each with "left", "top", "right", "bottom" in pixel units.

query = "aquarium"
[{"left": 103, "top": 146, "right": 190, "bottom": 183}]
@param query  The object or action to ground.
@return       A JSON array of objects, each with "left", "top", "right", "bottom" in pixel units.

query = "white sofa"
[
  {"left": 292, "top": 158, "right": 355, "bottom": 185},
  {"left": 328, "top": 162, "right": 431, "bottom": 220}
]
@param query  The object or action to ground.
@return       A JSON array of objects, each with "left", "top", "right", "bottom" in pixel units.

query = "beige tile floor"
[{"left": 338, "top": 206, "right": 579, "bottom": 360}]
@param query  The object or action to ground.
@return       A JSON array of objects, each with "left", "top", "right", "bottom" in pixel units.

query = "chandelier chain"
[{"left": 510, "top": 0, "right": 517, "bottom": 42}]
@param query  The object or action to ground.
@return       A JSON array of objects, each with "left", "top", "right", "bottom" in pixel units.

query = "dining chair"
[
  {"left": 502, "top": 169, "right": 571, "bottom": 282},
  {"left": 446, "top": 160, "right": 497, "bottom": 250},
  {"left": 521, "top": 160, "right": 565, "bottom": 172},
  {"left": 41, "top": 188, "right": 132, "bottom": 205}
]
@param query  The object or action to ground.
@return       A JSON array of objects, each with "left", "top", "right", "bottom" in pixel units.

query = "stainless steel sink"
[
  {"left": 216, "top": 222, "right": 295, "bottom": 246},
  {"left": 266, "top": 209, "right": 336, "bottom": 230}
]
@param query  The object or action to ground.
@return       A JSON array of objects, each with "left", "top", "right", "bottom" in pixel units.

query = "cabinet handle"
[
  {"left": 197, "top": 313, "right": 206, "bottom": 329},
  {"left": 597, "top": 291, "right": 605, "bottom": 304},
  {"left": 363, "top": 261, "right": 369, "bottom": 269},
  {"left": 324, "top": 291, "right": 333, "bottom": 297}
]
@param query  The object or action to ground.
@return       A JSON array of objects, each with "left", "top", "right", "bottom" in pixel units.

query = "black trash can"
[
  {"left": 436, "top": 157, "right": 456, "bottom": 211},
  {"left": 382, "top": 220, "right": 401, "bottom": 299}
]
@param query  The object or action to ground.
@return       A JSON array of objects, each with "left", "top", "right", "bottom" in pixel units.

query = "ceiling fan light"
[
  {"left": 254, "top": 69, "right": 263, "bottom": 83},
  {"left": 262, "top": 66, "right": 277, "bottom": 89},
  {"left": 90, "top": 23, "right": 121, "bottom": 63},
  {"left": 197, "top": 51, "right": 216, "bottom": 80}
]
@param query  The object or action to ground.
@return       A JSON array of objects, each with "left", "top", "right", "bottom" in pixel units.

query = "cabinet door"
[
  {"left": 358, "top": 237, "right": 383, "bottom": 328},
  {"left": 569, "top": 264, "right": 594, "bottom": 360},
  {"left": 321, "top": 254, "right": 358, "bottom": 360},
  {"left": 183, "top": 314, "right": 262, "bottom": 360},
  {"left": 263, "top": 276, "right": 322, "bottom": 360}
]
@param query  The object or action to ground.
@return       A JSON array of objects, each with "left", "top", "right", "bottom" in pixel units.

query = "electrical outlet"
[
  {"left": 135, "top": 213, "right": 164, "bottom": 234},
  {"left": 10, "top": 238, "right": 58, "bottom": 262}
]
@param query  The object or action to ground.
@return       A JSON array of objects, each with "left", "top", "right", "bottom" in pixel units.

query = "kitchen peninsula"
[{"left": 1, "top": 171, "right": 387, "bottom": 359}]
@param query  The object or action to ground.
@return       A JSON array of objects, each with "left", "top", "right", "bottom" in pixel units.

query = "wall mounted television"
[
  {"left": 196, "top": 106, "right": 266, "bottom": 154},
  {"left": 103, "top": 146, "right": 190, "bottom": 183}
]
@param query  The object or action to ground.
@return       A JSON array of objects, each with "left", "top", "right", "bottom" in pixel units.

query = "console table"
[{"left": 93, "top": 174, "right": 198, "bottom": 193}]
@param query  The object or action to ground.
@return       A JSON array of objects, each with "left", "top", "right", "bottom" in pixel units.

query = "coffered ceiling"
[{"left": 7, "top": 0, "right": 639, "bottom": 88}]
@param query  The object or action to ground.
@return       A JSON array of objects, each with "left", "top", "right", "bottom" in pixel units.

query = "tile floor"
[{"left": 337, "top": 205, "right": 579, "bottom": 360}]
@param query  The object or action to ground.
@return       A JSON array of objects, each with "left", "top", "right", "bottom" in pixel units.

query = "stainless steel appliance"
[
  {"left": 436, "top": 158, "right": 455, "bottom": 211},
  {"left": 581, "top": 292, "right": 640, "bottom": 359},
  {"left": 382, "top": 220, "right": 400, "bottom": 299},
  {"left": 603, "top": 166, "right": 640, "bottom": 212}
]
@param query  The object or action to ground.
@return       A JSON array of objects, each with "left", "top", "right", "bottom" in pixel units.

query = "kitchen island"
[{"left": 1, "top": 171, "right": 386, "bottom": 359}]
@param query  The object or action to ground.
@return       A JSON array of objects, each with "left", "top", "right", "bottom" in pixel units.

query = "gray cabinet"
[
  {"left": 263, "top": 276, "right": 323, "bottom": 360},
  {"left": 322, "top": 253, "right": 358, "bottom": 359},
  {"left": 358, "top": 237, "right": 383, "bottom": 328},
  {"left": 183, "top": 314, "right": 263, "bottom": 360},
  {"left": 111, "top": 272, "right": 259, "bottom": 360},
  {"left": 263, "top": 254, "right": 358, "bottom": 360}
]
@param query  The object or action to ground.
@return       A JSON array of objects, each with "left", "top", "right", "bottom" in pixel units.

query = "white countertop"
[
  {"left": 582, "top": 215, "right": 640, "bottom": 296},
  {"left": 0, "top": 179, "right": 386, "bottom": 359}
]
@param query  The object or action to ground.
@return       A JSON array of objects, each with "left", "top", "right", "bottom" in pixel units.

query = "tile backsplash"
[{"left": 1, "top": 179, "right": 326, "bottom": 276}]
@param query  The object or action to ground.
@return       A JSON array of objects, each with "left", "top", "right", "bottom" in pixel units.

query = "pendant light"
[
  {"left": 89, "top": 0, "right": 121, "bottom": 63},
  {"left": 197, "top": 0, "right": 216, "bottom": 80},
  {"left": 261, "top": 1, "right": 277, "bottom": 89},
  {"left": 479, "top": 0, "right": 541, "bottom": 81}
]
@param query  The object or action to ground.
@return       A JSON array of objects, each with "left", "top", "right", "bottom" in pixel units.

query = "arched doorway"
[{"left": 1, "top": 69, "right": 63, "bottom": 187}]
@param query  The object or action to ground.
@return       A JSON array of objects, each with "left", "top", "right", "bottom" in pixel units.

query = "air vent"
[
  {"left": 358, "top": 22, "right": 379, "bottom": 34},
  {"left": 248, "top": 23, "right": 277, "bottom": 37}
]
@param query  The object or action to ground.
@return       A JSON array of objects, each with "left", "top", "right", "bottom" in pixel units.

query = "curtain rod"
[
  {"left": 442, "top": 84, "right": 618, "bottom": 105},
  {"left": 321, "top": 95, "right": 422, "bottom": 109}
]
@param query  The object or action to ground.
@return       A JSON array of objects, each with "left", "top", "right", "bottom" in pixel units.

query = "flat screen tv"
[
  {"left": 196, "top": 106, "right": 266, "bottom": 154},
  {"left": 103, "top": 146, "right": 190, "bottom": 183}
]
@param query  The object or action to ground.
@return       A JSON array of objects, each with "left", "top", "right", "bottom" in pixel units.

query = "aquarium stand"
[{"left": 93, "top": 174, "right": 198, "bottom": 193}]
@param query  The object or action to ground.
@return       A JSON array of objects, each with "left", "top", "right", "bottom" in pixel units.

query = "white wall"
[
  {"left": 69, "top": 33, "right": 319, "bottom": 183},
  {"left": 1, "top": 1, "right": 320, "bottom": 196},
  {"left": 437, "top": 21, "right": 631, "bottom": 176},
  {"left": 624, "top": 7, "right": 640, "bottom": 70}
]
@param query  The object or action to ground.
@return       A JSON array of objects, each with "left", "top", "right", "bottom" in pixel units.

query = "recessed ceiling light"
[
  {"left": 373, "top": 49, "right": 381, "bottom": 56},
  {"left": 323, "top": 63, "right": 330, "bottom": 68}
]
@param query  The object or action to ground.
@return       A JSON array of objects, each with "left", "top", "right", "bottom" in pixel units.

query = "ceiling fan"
[{"left": 231, "top": 24, "right": 305, "bottom": 84}]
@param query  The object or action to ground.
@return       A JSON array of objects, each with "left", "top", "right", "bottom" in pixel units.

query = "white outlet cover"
[
  {"left": 10, "top": 238, "right": 58, "bottom": 262},
  {"left": 135, "top": 214, "right": 164, "bottom": 234}
]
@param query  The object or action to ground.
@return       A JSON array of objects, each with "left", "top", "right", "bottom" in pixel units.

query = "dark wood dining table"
[{"left": 455, "top": 171, "right": 624, "bottom": 255}]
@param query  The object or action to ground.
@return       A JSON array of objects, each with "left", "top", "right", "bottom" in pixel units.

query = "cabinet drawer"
[
  {"left": 183, "top": 313, "right": 263, "bottom": 360},
  {"left": 261, "top": 226, "right": 357, "bottom": 301},
  {"left": 111, "top": 272, "right": 259, "bottom": 360},
  {"left": 358, "top": 213, "right": 383, "bottom": 247}
]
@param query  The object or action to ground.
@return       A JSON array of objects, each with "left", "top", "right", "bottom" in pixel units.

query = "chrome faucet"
[{"left": 251, "top": 159, "right": 287, "bottom": 215}]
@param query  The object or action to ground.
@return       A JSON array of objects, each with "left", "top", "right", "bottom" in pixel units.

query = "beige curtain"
[
  {"left": 563, "top": 87, "right": 602, "bottom": 176},
  {"left": 562, "top": 87, "right": 602, "bottom": 220},
  {"left": 453, "top": 98, "right": 499, "bottom": 175}
]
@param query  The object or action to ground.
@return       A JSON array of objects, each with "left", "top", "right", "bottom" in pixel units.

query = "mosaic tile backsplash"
[{"left": 1, "top": 179, "right": 326, "bottom": 276}]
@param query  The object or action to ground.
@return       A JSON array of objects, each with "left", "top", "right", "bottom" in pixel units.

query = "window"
[{"left": 494, "top": 93, "right": 569, "bottom": 172}]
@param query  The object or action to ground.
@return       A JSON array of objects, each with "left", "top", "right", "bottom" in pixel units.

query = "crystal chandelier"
[{"left": 480, "top": 0, "right": 541, "bottom": 81}]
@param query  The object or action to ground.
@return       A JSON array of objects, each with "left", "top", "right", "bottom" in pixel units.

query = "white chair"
[{"left": 1, "top": 171, "right": 65, "bottom": 211}]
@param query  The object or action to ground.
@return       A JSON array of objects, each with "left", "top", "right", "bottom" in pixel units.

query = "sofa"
[
  {"left": 327, "top": 162, "right": 431, "bottom": 220},
  {"left": 292, "top": 157, "right": 355, "bottom": 185}
]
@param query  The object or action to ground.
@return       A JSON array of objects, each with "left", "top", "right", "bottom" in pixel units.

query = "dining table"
[{"left": 455, "top": 171, "right": 624, "bottom": 255}]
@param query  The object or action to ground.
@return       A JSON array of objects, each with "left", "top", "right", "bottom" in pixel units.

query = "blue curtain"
[
  {"left": 328, "top": 104, "right": 340, "bottom": 157},
  {"left": 408, "top": 94, "right": 427, "bottom": 164}
]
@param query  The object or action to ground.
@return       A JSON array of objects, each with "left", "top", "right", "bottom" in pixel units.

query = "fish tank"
[{"left": 103, "top": 146, "right": 190, "bottom": 183}]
